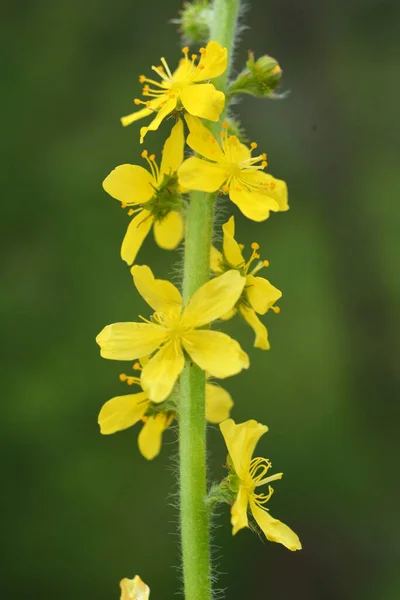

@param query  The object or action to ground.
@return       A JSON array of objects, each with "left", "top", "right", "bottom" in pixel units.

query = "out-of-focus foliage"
[{"left": 1, "top": 1, "right": 399, "bottom": 599}]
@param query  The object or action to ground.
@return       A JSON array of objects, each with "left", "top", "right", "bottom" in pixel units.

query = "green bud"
[
  {"left": 228, "top": 51, "right": 284, "bottom": 99},
  {"left": 174, "top": 2, "right": 213, "bottom": 45}
]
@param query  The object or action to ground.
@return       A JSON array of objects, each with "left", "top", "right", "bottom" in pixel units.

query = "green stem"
[{"left": 179, "top": 2, "right": 241, "bottom": 600}]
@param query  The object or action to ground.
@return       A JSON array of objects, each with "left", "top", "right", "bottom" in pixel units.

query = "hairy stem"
[{"left": 179, "top": 2, "right": 241, "bottom": 600}]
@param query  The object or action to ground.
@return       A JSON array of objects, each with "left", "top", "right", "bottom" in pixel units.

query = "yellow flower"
[
  {"left": 120, "top": 575, "right": 150, "bottom": 600},
  {"left": 102, "top": 120, "right": 185, "bottom": 265},
  {"left": 96, "top": 265, "right": 249, "bottom": 403},
  {"left": 121, "top": 41, "right": 227, "bottom": 142},
  {"left": 220, "top": 419, "right": 302, "bottom": 551},
  {"left": 178, "top": 115, "right": 288, "bottom": 221},
  {"left": 98, "top": 366, "right": 233, "bottom": 459},
  {"left": 211, "top": 216, "right": 282, "bottom": 349}
]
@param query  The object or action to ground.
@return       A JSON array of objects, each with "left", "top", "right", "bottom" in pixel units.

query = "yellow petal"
[
  {"left": 138, "top": 413, "right": 174, "bottom": 460},
  {"left": 120, "top": 575, "right": 150, "bottom": 600},
  {"left": 231, "top": 485, "right": 249, "bottom": 535},
  {"left": 121, "top": 210, "right": 154, "bottom": 265},
  {"left": 222, "top": 216, "right": 244, "bottom": 267},
  {"left": 141, "top": 340, "right": 185, "bottom": 403},
  {"left": 96, "top": 322, "right": 168, "bottom": 360},
  {"left": 205, "top": 383, "right": 233, "bottom": 423},
  {"left": 159, "top": 119, "right": 185, "bottom": 176},
  {"left": 220, "top": 307, "right": 237, "bottom": 320},
  {"left": 98, "top": 392, "right": 149, "bottom": 434},
  {"left": 182, "top": 330, "right": 249, "bottom": 378},
  {"left": 182, "top": 270, "right": 245, "bottom": 328},
  {"left": 224, "top": 135, "right": 251, "bottom": 163},
  {"left": 246, "top": 274, "right": 282, "bottom": 315},
  {"left": 139, "top": 96, "right": 177, "bottom": 143},
  {"left": 229, "top": 184, "right": 280, "bottom": 222},
  {"left": 210, "top": 245, "right": 224, "bottom": 273},
  {"left": 250, "top": 499, "right": 302, "bottom": 551},
  {"left": 103, "top": 165, "right": 154, "bottom": 205},
  {"left": 219, "top": 419, "right": 268, "bottom": 480},
  {"left": 178, "top": 156, "right": 226, "bottom": 192},
  {"left": 192, "top": 40, "right": 228, "bottom": 82},
  {"left": 153, "top": 210, "right": 184, "bottom": 250},
  {"left": 131, "top": 264, "right": 182, "bottom": 312},
  {"left": 184, "top": 114, "right": 225, "bottom": 162},
  {"left": 239, "top": 305, "right": 270, "bottom": 350},
  {"left": 121, "top": 97, "right": 165, "bottom": 127},
  {"left": 180, "top": 83, "right": 224, "bottom": 122},
  {"left": 256, "top": 172, "right": 289, "bottom": 211}
]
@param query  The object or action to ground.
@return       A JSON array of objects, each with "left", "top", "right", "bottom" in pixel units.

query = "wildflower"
[
  {"left": 96, "top": 265, "right": 249, "bottom": 403},
  {"left": 211, "top": 216, "right": 281, "bottom": 349},
  {"left": 178, "top": 115, "right": 288, "bottom": 221},
  {"left": 98, "top": 365, "right": 233, "bottom": 459},
  {"left": 220, "top": 419, "right": 302, "bottom": 551},
  {"left": 121, "top": 41, "right": 227, "bottom": 142},
  {"left": 120, "top": 575, "right": 150, "bottom": 600},
  {"left": 103, "top": 121, "right": 185, "bottom": 265}
]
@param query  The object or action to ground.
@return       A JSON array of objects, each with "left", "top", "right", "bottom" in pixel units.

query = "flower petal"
[
  {"left": 153, "top": 210, "right": 184, "bottom": 250},
  {"left": 98, "top": 392, "right": 149, "bottom": 434},
  {"left": 141, "top": 340, "right": 184, "bottom": 403},
  {"left": 120, "top": 575, "right": 150, "bottom": 600},
  {"left": 131, "top": 264, "right": 182, "bottom": 313},
  {"left": 182, "top": 330, "right": 249, "bottom": 378},
  {"left": 96, "top": 322, "right": 168, "bottom": 360},
  {"left": 239, "top": 305, "right": 270, "bottom": 350},
  {"left": 246, "top": 274, "right": 282, "bottom": 315},
  {"left": 138, "top": 413, "right": 174, "bottom": 460},
  {"left": 182, "top": 270, "right": 245, "bottom": 327},
  {"left": 103, "top": 165, "right": 154, "bottom": 205},
  {"left": 160, "top": 119, "right": 185, "bottom": 176},
  {"left": 180, "top": 83, "right": 224, "bottom": 122},
  {"left": 256, "top": 172, "right": 289, "bottom": 212},
  {"left": 178, "top": 156, "right": 226, "bottom": 192},
  {"left": 139, "top": 96, "right": 177, "bottom": 143},
  {"left": 192, "top": 41, "right": 228, "bottom": 82},
  {"left": 250, "top": 499, "right": 302, "bottom": 551},
  {"left": 121, "top": 210, "right": 154, "bottom": 265},
  {"left": 121, "top": 97, "right": 165, "bottom": 127},
  {"left": 205, "top": 383, "right": 233, "bottom": 423},
  {"left": 210, "top": 246, "right": 224, "bottom": 273},
  {"left": 224, "top": 135, "right": 251, "bottom": 163},
  {"left": 220, "top": 419, "right": 268, "bottom": 480},
  {"left": 184, "top": 114, "right": 225, "bottom": 162},
  {"left": 222, "top": 216, "right": 244, "bottom": 267},
  {"left": 231, "top": 485, "right": 250, "bottom": 535},
  {"left": 229, "top": 184, "right": 280, "bottom": 222}
]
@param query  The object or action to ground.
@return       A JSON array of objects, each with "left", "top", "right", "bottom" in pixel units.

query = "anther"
[
  {"left": 261, "top": 153, "right": 267, "bottom": 160},
  {"left": 127, "top": 378, "right": 134, "bottom": 386},
  {"left": 119, "top": 373, "right": 127, "bottom": 382},
  {"left": 239, "top": 243, "right": 245, "bottom": 250},
  {"left": 121, "top": 202, "right": 127, "bottom": 209},
  {"left": 182, "top": 46, "right": 189, "bottom": 54},
  {"left": 263, "top": 259, "right": 270, "bottom": 267},
  {"left": 141, "top": 150, "right": 148, "bottom": 158},
  {"left": 251, "top": 242, "right": 260, "bottom": 250},
  {"left": 222, "top": 121, "right": 229, "bottom": 128},
  {"left": 191, "top": 54, "right": 198, "bottom": 60},
  {"left": 134, "top": 99, "right": 141, "bottom": 105},
  {"left": 145, "top": 101, "right": 151, "bottom": 107},
  {"left": 133, "top": 362, "right": 141, "bottom": 371},
  {"left": 127, "top": 209, "right": 134, "bottom": 216},
  {"left": 261, "top": 161, "right": 268, "bottom": 168},
  {"left": 222, "top": 184, "right": 230, "bottom": 193},
  {"left": 250, "top": 142, "right": 258, "bottom": 149},
  {"left": 149, "top": 154, "right": 156, "bottom": 161},
  {"left": 199, "top": 47, "right": 206, "bottom": 55},
  {"left": 272, "top": 306, "right": 281, "bottom": 314},
  {"left": 139, "top": 75, "right": 146, "bottom": 83}
]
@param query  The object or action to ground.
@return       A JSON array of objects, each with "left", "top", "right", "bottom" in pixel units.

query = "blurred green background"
[{"left": 1, "top": 0, "right": 399, "bottom": 598}]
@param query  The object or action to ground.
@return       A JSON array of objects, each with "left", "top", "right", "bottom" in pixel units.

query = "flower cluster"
[{"left": 97, "top": 29, "right": 301, "bottom": 597}]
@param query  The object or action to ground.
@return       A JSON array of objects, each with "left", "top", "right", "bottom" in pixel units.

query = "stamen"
[
  {"left": 139, "top": 75, "right": 146, "bottom": 83},
  {"left": 182, "top": 46, "right": 189, "bottom": 55},
  {"left": 160, "top": 57, "right": 173, "bottom": 79},
  {"left": 133, "top": 362, "right": 141, "bottom": 371},
  {"left": 250, "top": 142, "right": 258, "bottom": 150},
  {"left": 119, "top": 373, "right": 127, "bottom": 382},
  {"left": 271, "top": 306, "right": 280, "bottom": 314},
  {"left": 251, "top": 242, "right": 260, "bottom": 250},
  {"left": 222, "top": 121, "right": 229, "bottom": 129},
  {"left": 221, "top": 184, "right": 230, "bottom": 193},
  {"left": 263, "top": 259, "right": 270, "bottom": 267}
]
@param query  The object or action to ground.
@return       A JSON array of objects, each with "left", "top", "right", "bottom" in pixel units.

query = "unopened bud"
[
  {"left": 174, "top": 1, "right": 213, "bottom": 44},
  {"left": 228, "top": 51, "right": 284, "bottom": 99}
]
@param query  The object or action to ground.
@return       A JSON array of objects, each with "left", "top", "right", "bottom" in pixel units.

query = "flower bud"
[
  {"left": 175, "top": 1, "right": 213, "bottom": 44},
  {"left": 228, "top": 51, "right": 284, "bottom": 99}
]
